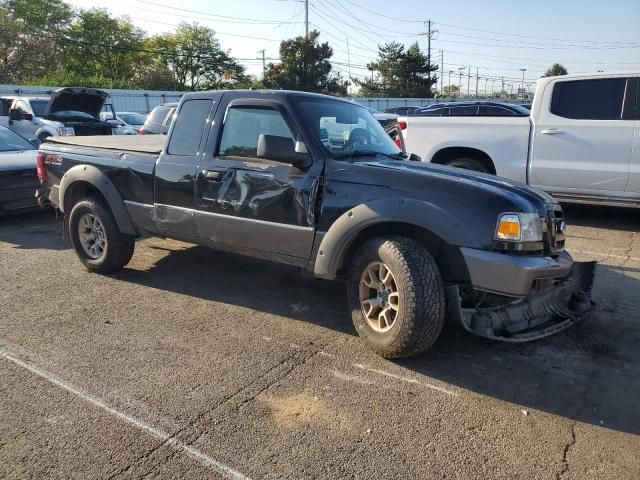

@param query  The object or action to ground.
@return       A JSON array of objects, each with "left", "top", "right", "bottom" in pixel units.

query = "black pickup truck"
[{"left": 36, "top": 90, "right": 595, "bottom": 358}]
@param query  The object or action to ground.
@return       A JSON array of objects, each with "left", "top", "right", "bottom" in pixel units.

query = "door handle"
[
  {"left": 541, "top": 128, "right": 563, "bottom": 135},
  {"left": 206, "top": 170, "right": 223, "bottom": 182}
]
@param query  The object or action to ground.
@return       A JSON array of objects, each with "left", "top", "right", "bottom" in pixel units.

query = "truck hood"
[
  {"left": 361, "top": 157, "right": 557, "bottom": 211},
  {"left": 0, "top": 149, "right": 37, "bottom": 172},
  {"left": 43, "top": 88, "right": 109, "bottom": 119}
]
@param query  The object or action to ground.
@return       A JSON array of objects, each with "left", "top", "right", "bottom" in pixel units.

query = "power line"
[
  {"left": 434, "top": 20, "right": 640, "bottom": 46},
  {"left": 134, "top": 0, "right": 303, "bottom": 25},
  {"left": 342, "top": 0, "right": 425, "bottom": 23}
]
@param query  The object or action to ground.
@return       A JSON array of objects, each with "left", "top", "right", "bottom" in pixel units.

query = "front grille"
[
  {"left": 544, "top": 206, "right": 566, "bottom": 254},
  {"left": 73, "top": 124, "right": 113, "bottom": 136}
]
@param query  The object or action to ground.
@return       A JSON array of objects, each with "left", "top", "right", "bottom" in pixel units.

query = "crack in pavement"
[
  {"left": 556, "top": 423, "right": 577, "bottom": 480},
  {"left": 115, "top": 343, "right": 326, "bottom": 479}
]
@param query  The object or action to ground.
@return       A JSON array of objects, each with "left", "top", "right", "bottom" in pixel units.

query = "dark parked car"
[
  {"left": 0, "top": 126, "right": 39, "bottom": 215},
  {"left": 383, "top": 106, "right": 420, "bottom": 115},
  {"left": 416, "top": 101, "right": 530, "bottom": 117},
  {"left": 139, "top": 102, "right": 178, "bottom": 135},
  {"left": 36, "top": 90, "right": 594, "bottom": 358}
]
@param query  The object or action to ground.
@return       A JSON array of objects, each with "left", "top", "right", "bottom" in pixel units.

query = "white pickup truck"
[{"left": 403, "top": 72, "right": 640, "bottom": 207}]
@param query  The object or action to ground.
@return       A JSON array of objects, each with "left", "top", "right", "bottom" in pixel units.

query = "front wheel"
[
  {"left": 347, "top": 236, "right": 445, "bottom": 358},
  {"left": 68, "top": 197, "right": 135, "bottom": 273}
]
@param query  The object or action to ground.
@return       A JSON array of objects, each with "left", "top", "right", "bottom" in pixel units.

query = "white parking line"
[
  {"left": 353, "top": 363, "right": 459, "bottom": 397},
  {"left": 0, "top": 348, "right": 250, "bottom": 480}
]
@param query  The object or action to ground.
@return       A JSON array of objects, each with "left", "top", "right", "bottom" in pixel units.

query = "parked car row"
[{"left": 383, "top": 102, "right": 531, "bottom": 116}]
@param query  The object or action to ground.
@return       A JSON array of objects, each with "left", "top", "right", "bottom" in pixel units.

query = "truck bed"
[{"left": 47, "top": 135, "right": 165, "bottom": 154}]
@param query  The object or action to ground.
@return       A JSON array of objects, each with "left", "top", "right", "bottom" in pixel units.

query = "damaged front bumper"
[{"left": 446, "top": 261, "right": 596, "bottom": 342}]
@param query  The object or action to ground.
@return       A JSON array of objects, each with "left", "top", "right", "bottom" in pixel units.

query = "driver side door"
[{"left": 194, "top": 98, "right": 320, "bottom": 266}]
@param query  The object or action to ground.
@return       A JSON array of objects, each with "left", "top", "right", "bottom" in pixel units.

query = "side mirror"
[
  {"left": 28, "top": 138, "right": 41, "bottom": 148},
  {"left": 257, "top": 134, "right": 311, "bottom": 169},
  {"left": 9, "top": 108, "right": 24, "bottom": 121},
  {"left": 408, "top": 153, "right": 421, "bottom": 162}
]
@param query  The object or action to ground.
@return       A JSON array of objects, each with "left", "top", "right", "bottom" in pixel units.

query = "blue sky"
[{"left": 66, "top": 0, "right": 640, "bottom": 93}]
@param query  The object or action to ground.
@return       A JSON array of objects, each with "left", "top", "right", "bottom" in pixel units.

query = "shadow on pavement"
[
  {"left": 562, "top": 204, "right": 640, "bottom": 233},
  {"left": 0, "top": 210, "right": 67, "bottom": 250},
  {"left": 401, "top": 263, "right": 640, "bottom": 436},
  {"left": 113, "top": 242, "right": 640, "bottom": 436},
  {"left": 4, "top": 207, "right": 638, "bottom": 435}
]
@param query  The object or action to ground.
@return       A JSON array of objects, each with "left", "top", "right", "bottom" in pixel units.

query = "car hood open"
[{"left": 43, "top": 88, "right": 109, "bottom": 119}]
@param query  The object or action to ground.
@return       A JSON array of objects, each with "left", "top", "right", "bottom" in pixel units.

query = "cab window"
[
  {"left": 217, "top": 106, "right": 294, "bottom": 159},
  {"left": 551, "top": 78, "right": 627, "bottom": 120},
  {"left": 167, "top": 99, "right": 213, "bottom": 156}
]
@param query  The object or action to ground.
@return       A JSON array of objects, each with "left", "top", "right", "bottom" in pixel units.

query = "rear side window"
[
  {"left": 550, "top": 78, "right": 627, "bottom": 120},
  {"left": 217, "top": 107, "right": 294, "bottom": 159},
  {"left": 148, "top": 106, "right": 169, "bottom": 124},
  {"left": 167, "top": 100, "right": 213, "bottom": 156}
]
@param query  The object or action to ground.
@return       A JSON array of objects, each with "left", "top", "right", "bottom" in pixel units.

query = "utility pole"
[
  {"left": 448, "top": 70, "right": 453, "bottom": 97},
  {"left": 484, "top": 77, "right": 489, "bottom": 97},
  {"left": 305, "top": 0, "right": 309, "bottom": 37},
  {"left": 467, "top": 66, "right": 470, "bottom": 98},
  {"left": 475, "top": 67, "right": 478, "bottom": 98},
  {"left": 346, "top": 37, "right": 352, "bottom": 95},
  {"left": 440, "top": 50, "right": 444, "bottom": 95},
  {"left": 519, "top": 68, "right": 526, "bottom": 99},
  {"left": 257, "top": 49, "right": 266, "bottom": 80},
  {"left": 458, "top": 66, "right": 465, "bottom": 99},
  {"left": 420, "top": 20, "right": 438, "bottom": 87}
]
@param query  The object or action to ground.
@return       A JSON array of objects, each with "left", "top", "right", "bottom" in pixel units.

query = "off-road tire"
[
  {"left": 68, "top": 196, "right": 135, "bottom": 273},
  {"left": 347, "top": 236, "right": 445, "bottom": 358},
  {"left": 444, "top": 157, "right": 489, "bottom": 173}
]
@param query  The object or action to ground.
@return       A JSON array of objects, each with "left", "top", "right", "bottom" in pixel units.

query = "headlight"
[
  {"left": 495, "top": 212, "right": 543, "bottom": 242},
  {"left": 56, "top": 127, "right": 75, "bottom": 136}
]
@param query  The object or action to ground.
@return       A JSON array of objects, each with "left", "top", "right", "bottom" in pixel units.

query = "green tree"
[
  {"left": 0, "top": 0, "right": 73, "bottom": 82},
  {"left": 149, "top": 23, "right": 246, "bottom": 91},
  {"left": 64, "top": 9, "right": 146, "bottom": 84},
  {"left": 355, "top": 42, "right": 438, "bottom": 97},
  {"left": 544, "top": 63, "right": 568, "bottom": 77},
  {"left": 441, "top": 84, "right": 459, "bottom": 97},
  {"left": 263, "top": 30, "right": 347, "bottom": 95}
]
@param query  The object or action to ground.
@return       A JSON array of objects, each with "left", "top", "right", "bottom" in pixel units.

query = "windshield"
[
  {"left": 0, "top": 127, "right": 35, "bottom": 152},
  {"left": 295, "top": 97, "right": 401, "bottom": 158},
  {"left": 30, "top": 100, "right": 49, "bottom": 117},
  {"left": 119, "top": 113, "right": 146, "bottom": 125}
]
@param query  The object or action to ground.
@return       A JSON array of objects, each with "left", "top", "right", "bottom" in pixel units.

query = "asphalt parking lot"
[{"left": 0, "top": 205, "right": 638, "bottom": 479}]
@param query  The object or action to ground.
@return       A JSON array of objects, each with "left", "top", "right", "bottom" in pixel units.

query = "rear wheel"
[
  {"left": 347, "top": 236, "right": 445, "bottom": 358},
  {"left": 38, "top": 132, "right": 51, "bottom": 143},
  {"left": 444, "top": 157, "right": 489, "bottom": 173},
  {"left": 68, "top": 197, "right": 135, "bottom": 273}
]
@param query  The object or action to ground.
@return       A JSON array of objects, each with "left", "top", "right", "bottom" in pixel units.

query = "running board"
[{"left": 551, "top": 193, "right": 640, "bottom": 209}]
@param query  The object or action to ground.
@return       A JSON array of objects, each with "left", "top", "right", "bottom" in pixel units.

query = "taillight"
[
  {"left": 138, "top": 127, "right": 145, "bottom": 134},
  {"left": 36, "top": 151, "right": 47, "bottom": 182},
  {"left": 399, "top": 121, "right": 407, "bottom": 130},
  {"left": 395, "top": 135, "right": 402, "bottom": 148}
]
